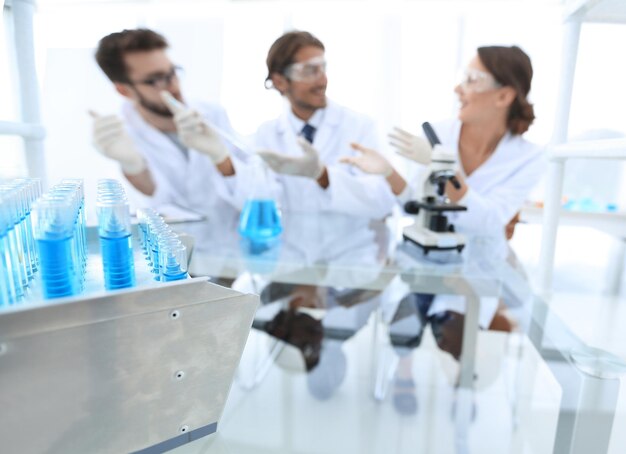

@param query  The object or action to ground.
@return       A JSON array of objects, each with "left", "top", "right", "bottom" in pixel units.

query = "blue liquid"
[
  {"left": 24, "top": 213, "right": 38, "bottom": 272},
  {"left": 4, "top": 230, "right": 24, "bottom": 297},
  {"left": 17, "top": 218, "right": 34, "bottom": 280},
  {"left": 160, "top": 255, "right": 187, "bottom": 282},
  {"left": 151, "top": 243, "right": 160, "bottom": 275},
  {"left": 100, "top": 234, "right": 136, "bottom": 290},
  {"left": 37, "top": 236, "right": 77, "bottom": 299},
  {"left": 238, "top": 200, "right": 282, "bottom": 241},
  {"left": 1, "top": 234, "right": 18, "bottom": 305}
]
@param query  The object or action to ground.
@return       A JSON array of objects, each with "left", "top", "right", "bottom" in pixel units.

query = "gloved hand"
[
  {"left": 339, "top": 143, "right": 393, "bottom": 177},
  {"left": 431, "top": 144, "right": 458, "bottom": 165},
  {"left": 160, "top": 91, "right": 229, "bottom": 164},
  {"left": 258, "top": 137, "right": 325, "bottom": 179},
  {"left": 388, "top": 127, "right": 432, "bottom": 165},
  {"left": 89, "top": 111, "right": 146, "bottom": 175}
]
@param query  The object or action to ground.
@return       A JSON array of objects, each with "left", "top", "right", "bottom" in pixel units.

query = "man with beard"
[
  {"left": 256, "top": 31, "right": 395, "bottom": 218},
  {"left": 91, "top": 28, "right": 243, "bottom": 214}
]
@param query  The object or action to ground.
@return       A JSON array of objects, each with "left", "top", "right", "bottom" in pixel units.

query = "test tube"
[
  {"left": 32, "top": 197, "right": 78, "bottom": 299},
  {"left": 0, "top": 195, "right": 18, "bottom": 304},
  {"left": 97, "top": 180, "right": 135, "bottom": 290},
  {"left": 158, "top": 239, "right": 188, "bottom": 282}
]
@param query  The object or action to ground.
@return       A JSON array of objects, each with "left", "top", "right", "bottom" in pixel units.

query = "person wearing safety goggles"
[
  {"left": 254, "top": 31, "right": 396, "bottom": 219},
  {"left": 90, "top": 28, "right": 245, "bottom": 215},
  {"left": 344, "top": 45, "right": 546, "bottom": 244}
]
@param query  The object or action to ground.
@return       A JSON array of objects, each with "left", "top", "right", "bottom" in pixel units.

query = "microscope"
[{"left": 402, "top": 122, "right": 467, "bottom": 254}]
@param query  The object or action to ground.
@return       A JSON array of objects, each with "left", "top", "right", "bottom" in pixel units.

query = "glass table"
[{"left": 169, "top": 209, "right": 626, "bottom": 454}]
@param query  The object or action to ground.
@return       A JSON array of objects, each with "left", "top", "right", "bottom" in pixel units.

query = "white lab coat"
[
  {"left": 254, "top": 101, "right": 396, "bottom": 219},
  {"left": 121, "top": 100, "right": 245, "bottom": 214}
]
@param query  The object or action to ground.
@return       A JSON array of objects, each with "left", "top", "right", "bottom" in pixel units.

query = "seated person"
[{"left": 255, "top": 31, "right": 396, "bottom": 219}]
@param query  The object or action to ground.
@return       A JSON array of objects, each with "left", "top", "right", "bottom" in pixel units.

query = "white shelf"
[
  {"left": 522, "top": 205, "right": 626, "bottom": 238},
  {"left": 564, "top": 0, "right": 626, "bottom": 23},
  {"left": 549, "top": 138, "right": 626, "bottom": 161}
]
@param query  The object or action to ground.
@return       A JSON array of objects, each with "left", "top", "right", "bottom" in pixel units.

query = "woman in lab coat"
[
  {"left": 344, "top": 46, "right": 544, "bottom": 405},
  {"left": 343, "top": 45, "right": 546, "bottom": 241}
]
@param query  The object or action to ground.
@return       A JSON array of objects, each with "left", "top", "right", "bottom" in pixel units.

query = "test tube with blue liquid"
[
  {"left": 9, "top": 183, "right": 34, "bottom": 281},
  {"left": 0, "top": 195, "right": 19, "bottom": 305},
  {"left": 61, "top": 179, "right": 87, "bottom": 271},
  {"left": 50, "top": 186, "right": 84, "bottom": 289},
  {"left": 149, "top": 223, "right": 171, "bottom": 275},
  {"left": 135, "top": 209, "right": 187, "bottom": 281},
  {"left": 158, "top": 239, "right": 188, "bottom": 282},
  {"left": 97, "top": 180, "right": 135, "bottom": 290},
  {"left": 18, "top": 179, "right": 41, "bottom": 275},
  {"left": 32, "top": 197, "right": 79, "bottom": 299},
  {"left": 1, "top": 179, "right": 45, "bottom": 303},
  {"left": 0, "top": 187, "right": 28, "bottom": 295},
  {"left": 136, "top": 208, "right": 151, "bottom": 252}
]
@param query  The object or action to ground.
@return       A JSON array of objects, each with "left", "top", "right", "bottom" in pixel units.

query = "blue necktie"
[{"left": 301, "top": 124, "right": 316, "bottom": 144}]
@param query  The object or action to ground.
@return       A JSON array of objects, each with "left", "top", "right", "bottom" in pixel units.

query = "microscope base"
[{"left": 402, "top": 225, "right": 466, "bottom": 255}]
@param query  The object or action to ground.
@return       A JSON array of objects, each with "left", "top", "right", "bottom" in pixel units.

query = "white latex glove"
[
  {"left": 339, "top": 143, "right": 393, "bottom": 177},
  {"left": 388, "top": 127, "right": 432, "bottom": 165},
  {"left": 89, "top": 110, "right": 146, "bottom": 175},
  {"left": 257, "top": 137, "right": 325, "bottom": 179},
  {"left": 160, "top": 91, "right": 229, "bottom": 164},
  {"left": 432, "top": 144, "right": 458, "bottom": 165}
]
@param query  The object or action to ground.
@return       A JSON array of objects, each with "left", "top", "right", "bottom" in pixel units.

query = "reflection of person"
[
  {"left": 255, "top": 31, "right": 395, "bottom": 218},
  {"left": 258, "top": 283, "right": 379, "bottom": 400},
  {"left": 91, "top": 28, "right": 244, "bottom": 213},
  {"left": 388, "top": 292, "right": 516, "bottom": 416},
  {"left": 265, "top": 301, "right": 324, "bottom": 371},
  {"left": 345, "top": 45, "right": 545, "bottom": 241}
]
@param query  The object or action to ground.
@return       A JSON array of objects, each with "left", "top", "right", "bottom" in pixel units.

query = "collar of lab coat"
[
  {"left": 277, "top": 99, "right": 341, "bottom": 133},
  {"left": 449, "top": 119, "right": 515, "bottom": 180},
  {"left": 277, "top": 99, "right": 341, "bottom": 155},
  {"left": 286, "top": 104, "right": 325, "bottom": 132}
]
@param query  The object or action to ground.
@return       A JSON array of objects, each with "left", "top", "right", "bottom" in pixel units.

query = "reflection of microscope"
[{"left": 403, "top": 122, "right": 467, "bottom": 254}]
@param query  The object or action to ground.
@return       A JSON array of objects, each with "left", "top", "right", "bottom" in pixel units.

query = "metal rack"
[{"left": 0, "top": 225, "right": 259, "bottom": 453}]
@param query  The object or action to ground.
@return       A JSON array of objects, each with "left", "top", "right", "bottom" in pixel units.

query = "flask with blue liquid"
[
  {"left": 96, "top": 180, "right": 135, "bottom": 290},
  {"left": 238, "top": 155, "right": 282, "bottom": 249}
]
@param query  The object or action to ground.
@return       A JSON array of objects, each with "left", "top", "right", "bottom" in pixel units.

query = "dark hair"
[
  {"left": 265, "top": 31, "right": 325, "bottom": 87},
  {"left": 477, "top": 45, "right": 535, "bottom": 135},
  {"left": 95, "top": 28, "right": 168, "bottom": 83}
]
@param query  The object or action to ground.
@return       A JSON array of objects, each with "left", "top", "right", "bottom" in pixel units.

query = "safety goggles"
[
  {"left": 284, "top": 56, "right": 327, "bottom": 82},
  {"left": 129, "top": 65, "right": 183, "bottom": 90},
  {"left": 458, "top": 68, "right": 502, "bottom": 93}
]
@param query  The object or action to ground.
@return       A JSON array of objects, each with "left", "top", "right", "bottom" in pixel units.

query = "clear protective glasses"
[
  {"left": 284, "top": 56, "right": 327, "bottom": 82},
  {"left": 458, "top": 68, "right": 502, "bottom": 93},
  {"left": 129, "top": 65, "right": 183, "bottom": 90}
]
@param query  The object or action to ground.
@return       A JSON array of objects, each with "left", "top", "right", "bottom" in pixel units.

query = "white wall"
[{"left": 2, "top": 0, "right": 625, "bottom": 211}]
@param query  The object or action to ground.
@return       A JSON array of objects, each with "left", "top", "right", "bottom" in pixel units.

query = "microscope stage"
[{"left": 402, "top": 225, "right": 465, "bottom": 254}]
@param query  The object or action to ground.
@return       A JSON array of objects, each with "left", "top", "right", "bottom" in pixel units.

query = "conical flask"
[{"left": 238, "top": 155, "right": 282, "bottom": 246}]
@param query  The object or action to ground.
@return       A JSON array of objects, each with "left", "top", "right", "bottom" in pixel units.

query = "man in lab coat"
[
  {"left": 91, "top": 28, "right": 244, "bottom": 214},
  {"left": 256, "top": 31, "right": 396, "bottom": 219}
]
